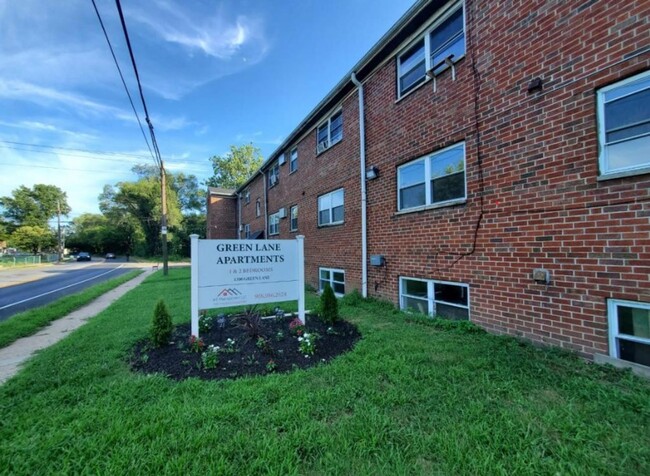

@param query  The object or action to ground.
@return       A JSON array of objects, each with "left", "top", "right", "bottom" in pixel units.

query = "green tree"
[
  {"left": 206, "top": 144, "right": 263, "bottom": 189},
  {"left": 9, "top": 225, "right": 56, "bottom": 254},
  {"left": 66, "top": 214, "right": 110, "bottom": 253},
  {"left": 0, "top": 184, "right": 71, "bottom": 230}
]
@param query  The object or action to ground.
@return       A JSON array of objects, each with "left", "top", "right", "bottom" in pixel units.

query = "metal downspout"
[{"left": 351, "top": 72, "right": 368, "bottom": 298}]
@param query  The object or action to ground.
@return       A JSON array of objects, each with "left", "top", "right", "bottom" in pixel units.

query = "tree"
[
  {"left": 9, "top": 225, "right": 55, "bottom": 254},
  {"left": 0, "top": 184, "right": 71, "bottom": 230},
  {"left": 206, "top": 144, "right": 263, "bottom": 189},
  {"left": 65, "top": 214, "right": 110, "bottom": 253}
]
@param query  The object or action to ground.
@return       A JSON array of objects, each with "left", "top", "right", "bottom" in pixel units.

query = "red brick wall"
[
  {"left": 207, "top": 194, "right": 237, "bottom": 239},
  {"left": 364, "top": 0, "right": 650, "bottom": 357}
]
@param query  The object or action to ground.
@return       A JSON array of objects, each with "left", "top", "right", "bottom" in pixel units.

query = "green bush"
[
  {"left": 319, "top": 284, "right": 339, "bottom": 325},
  {"left": 150, "top": 299, "right": 173, "bottom": 347},
  {"left": 340, "top": 289, "right": 363, "bottom": 307}
]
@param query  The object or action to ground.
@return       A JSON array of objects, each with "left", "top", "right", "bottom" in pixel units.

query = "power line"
[{"left": 90, "top": 0, "right": 156, "bottom": 165}]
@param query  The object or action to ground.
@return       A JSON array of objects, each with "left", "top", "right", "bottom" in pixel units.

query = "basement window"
[
  {"left": 608, "top": 299, "right": 650, "bottom": 367},
  {"left": 319, "top": 267, "right": 345, "bottom": 296},
  {"left": 597, "top": 70, "right": 650, "bottom": 177},
  {"left": 317, "top": 110, "right": 343, "bottom": 153},
  {"left": 400, "top": 277, "right": 469, "bottom": 320}
]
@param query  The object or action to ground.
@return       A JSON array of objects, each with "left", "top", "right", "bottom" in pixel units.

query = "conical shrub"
[
  {"left": 319, "top": 284, "right": 339, "bottom": 325},
  {"left": 151, "top": 299, "right": 173, "bottom": 347}
]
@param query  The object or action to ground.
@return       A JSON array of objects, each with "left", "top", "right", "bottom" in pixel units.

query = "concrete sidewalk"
[{"left": 0, "top": 267, "right": 154, "bottom": 385}]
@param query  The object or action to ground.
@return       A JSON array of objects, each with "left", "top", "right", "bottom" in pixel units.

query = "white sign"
[{"left": 190, "top": 235, "right": 305, "bottom": 337}]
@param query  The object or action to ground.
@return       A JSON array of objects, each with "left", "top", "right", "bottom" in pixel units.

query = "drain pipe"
[{"left": 351, "top": 72, "right": 368, "bottom": 298}]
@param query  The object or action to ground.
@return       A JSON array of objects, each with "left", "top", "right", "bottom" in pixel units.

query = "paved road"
[{"left": 0, "top": 261, "right": 133, "bottom": 322}]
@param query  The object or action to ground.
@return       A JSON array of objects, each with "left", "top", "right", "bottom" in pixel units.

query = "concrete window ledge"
[{"left": 594, "top": 353, "right": 650, "bottom": 379}]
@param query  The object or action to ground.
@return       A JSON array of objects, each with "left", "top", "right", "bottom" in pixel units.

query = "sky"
[{"left": 0, "top": 0, "right": 415, "bottom": 221}]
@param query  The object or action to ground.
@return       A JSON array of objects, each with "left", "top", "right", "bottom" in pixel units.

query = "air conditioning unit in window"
[
  {"left": 278, "top": 154, "right": 286, "bottom": 165},
  {"left": 278, "top": 207, "right": 287, "bottom": 219},
  {"left": 317, "top": 140, "right": 328, "bottom": 153}
]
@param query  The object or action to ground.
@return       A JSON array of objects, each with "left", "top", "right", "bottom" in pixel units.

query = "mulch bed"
[{"left": 130, "top": 314, "right": 361, "bottom": 381}]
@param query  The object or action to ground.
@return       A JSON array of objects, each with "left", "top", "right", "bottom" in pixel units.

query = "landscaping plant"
[
  {"left": 233, "top": 306, "right": 263, "bottom": 340},
  {"left": 319, "top": 284, "right": 339, "bottom": 325},
  {"left": 289, "top": 317, "right": 305, "bottom": 336},
  {"left": 188, "top": 335, "right": 205, "bottom": 353},
  {"left": 201, "top": 345, "right": 220, "bottom": 369},
  {"left": 150, "top": 299, "right": 173, "bottom": 347}
]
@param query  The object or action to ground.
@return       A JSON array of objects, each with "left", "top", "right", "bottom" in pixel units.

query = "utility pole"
[
  {"left": 57, "top": 200, "right": 62, "bottom": 262},
  {"left": 161, "top": 162, "right": 169, "bottom": 275}
]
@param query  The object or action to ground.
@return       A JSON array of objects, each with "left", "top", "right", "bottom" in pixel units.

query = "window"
[
  {"left": 608, "top": 299, "right": 650, "bottom": 367},
  {"left": 318, "top": 188, "right": 344, "bottom": 226},
  {"left": 397, "top": 2, "right": 465, "bottom": 97},
  {"left": 256, "top": 199, "right": 261, "bottom": 217},
  {"left": 319, "top": 268, "right": 345, "bottom": 296},
  {"left": 244, "top": 189, "right": 250, "bottom": 204},
  {"left": 400, "top": 277, "right": 469, "bottom": 320},
  {"left": 269, "top": 162, "right": 279, "bottom": 188},
  {"left": 290, "top": 148, "right": 298, "bottom": 173},
  {"left": 597, "top": 70, "right": 650, "bottom": 177},
  {"left": 243, "top": 224, "right": 250, "bottom": 239},
  {"left": 317, "top": 110, "right": 343, "bottom": 152},
  {"left": 398, "top": 142, "right": 466, "bottom": 211},
  {"left": 290, "top": 205, "right": 298, "bottom": 231},
  {"left": 269, "top": 212, "right": 280, "bottom": 236}
]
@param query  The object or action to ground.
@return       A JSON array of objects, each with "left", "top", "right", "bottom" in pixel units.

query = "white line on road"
[{"left": 0, "top": 265, "right": 125, "bottom": 311}]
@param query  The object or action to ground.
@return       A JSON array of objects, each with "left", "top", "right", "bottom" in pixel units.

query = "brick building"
[{"left": 207, "top": 0, "right": 650, "bottom": 371}]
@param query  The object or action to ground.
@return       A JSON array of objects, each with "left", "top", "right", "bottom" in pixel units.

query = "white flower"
[
  {"left": 304, "top": 355, "right": 309, "bottom": 358},
  {"left": 298, "top": 337, "right": 303, "bottom": 342},
  {"left": 303, "top": 333, "right": 310, "bottom": 339}
]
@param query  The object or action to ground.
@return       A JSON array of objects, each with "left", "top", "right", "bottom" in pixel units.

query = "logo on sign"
[{"left": 218, "top": 288, "right": 242, "bottom": 297}]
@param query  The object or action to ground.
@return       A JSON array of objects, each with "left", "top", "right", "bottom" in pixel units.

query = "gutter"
[{"left": 350, "top": 72, "right": 368, "bottom": 298}]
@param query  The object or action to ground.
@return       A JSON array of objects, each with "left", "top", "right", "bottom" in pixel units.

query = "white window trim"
[
  {"left": 397, "top": 0, "right": 466, "bottom": 99},
  {"left": 269, "top": 162, "right": 280, "bottom": 188},
  {"left": 268, "top": 212, "right": 280, "bottom": 236},
  {"left": 256, "top": 199, "right": 261, "bottom": 217},
  {"left": 318, "top": 188, "right": 345, "bottom": 226},
  {"left": 399, "top": 277, "right": 470, "bottom": 319},
  {"left": 607, "top": 299, "right": 650, "bottom": 364},
  {"left": 316, "top": 109, "right": 343, "bottom": 153},
  {"left": 289, "top": 148, "right": 298, "bottom": 174},
  {"left": 290, "top": 205, "right": 298, "bottom": 232},
  {"left": 243, "top": 224, "right": 251, "bottom": 239},
  {"left": 319, "top": 267, "right": 345, "bottom": 297},
  {"left": 244, "top": 189, "right": 250, "bottom": 204},
  {"left": 597, "top": 70, "right": 650, "bottom": 179},
  {"left": 397, "top": 142, "right": 466, "bottom": 212}
]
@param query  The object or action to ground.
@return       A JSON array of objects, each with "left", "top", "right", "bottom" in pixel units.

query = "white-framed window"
[
  {"left": 269, "top": 162, "right": 279, "bottom": 188},
  {"left": 318, "top": 188, "right": 344, "bottom": 226},
  {"left": 256, "top": 199, "right": 261, "bottom": 217},
  {"left": 397, "top": 2, "right": 465, "bottom": 98},
  {"left": 290, "top": 205, "right": 298, "bottom": 231},
  {"left": 243, "top": 224, "right": 250, "bottom": 239},
  {"left": 398, "top": 142, "right": 466, "bottom": 211},
  {"left": 319, "top": 267, "right": 345, "bottom": 296},
  {"left": 607, "top": 299, "right": 650, "bottom": 367},
  {"left": 399, "top": 277, "right": 469, "bottom": 320},
  {"left": 244, "top": 189, "right": 250, "bottom": 204},
  {"left": 269, "top": 212, "right": 280, "bottom": 236},
  {"left": 317, "top": 110, "right": 343, "bottom": 153},
  {"left": 290, "top": 148, "right": 298, "bottom": 173},
  {"left": 278, "top": 153, "right": 286, "bottom": 166},
  {"left": 597, "top": 70, "right": 650, "bottom": 177}
]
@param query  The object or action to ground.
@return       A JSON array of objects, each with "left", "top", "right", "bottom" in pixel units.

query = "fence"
[{"left": 0, "top": 255, "right": 43, "bottom": 267}]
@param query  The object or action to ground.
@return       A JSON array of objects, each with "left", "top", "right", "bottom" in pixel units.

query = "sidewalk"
[{"left": 0, "top": 267, "right": 154, "bottom": 385}]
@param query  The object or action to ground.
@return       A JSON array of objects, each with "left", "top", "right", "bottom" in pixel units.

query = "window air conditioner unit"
[
  {"left": 278, "top": 154, "right": 286, "bottom": 165},
  {"left": 317, "top": 140, "right": 328, "bottom": 153},
  {"left": 278, "top": 207, "right": 287, "bottom": 219}
]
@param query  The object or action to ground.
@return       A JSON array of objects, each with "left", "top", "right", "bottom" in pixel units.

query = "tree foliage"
[
  {"left": 8, "top": 225, "right": 55, "bottom": 254},
  {"left": 0, "top": 184, "right": 70, "bottom": 230},
  {"left": 206, "top": 144, "right": 263, "bottom": 189}
]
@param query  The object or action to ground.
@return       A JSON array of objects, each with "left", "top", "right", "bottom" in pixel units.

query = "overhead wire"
[{"left": 90, "top": 0, "right": 156, "bottom": 165}]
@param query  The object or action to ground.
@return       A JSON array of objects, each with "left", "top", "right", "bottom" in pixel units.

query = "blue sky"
[{"left": 0, "top": 0, "right": 415, "bottom": 220}]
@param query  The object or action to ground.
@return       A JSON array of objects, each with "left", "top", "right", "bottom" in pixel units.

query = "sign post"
[{"left": 190, "top": 235, "right": 306, "bottom": 338}]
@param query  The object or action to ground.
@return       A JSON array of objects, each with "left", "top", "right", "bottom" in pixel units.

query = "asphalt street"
[{"left": 0, "top": 261, "right": 132, "bottom": 322}]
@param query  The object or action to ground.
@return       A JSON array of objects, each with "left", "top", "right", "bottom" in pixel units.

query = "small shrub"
[
  {"left": 298, "top": 332, "right": 318, "bottom": 357},
  {"left": 289, "top": 317, "right": 305, "bottom": 336},
  {"left": 256, "top": 337, "right": 267, "bottom": 349},
  {"left": 223, "top": 338, "right": 237, "bottom": 353},
  {"left": 202, "top": 345, "right": 220, "bottom": 369},
  {"left": 150, "top": 299, "right": 173, "bottom": 347},
  {"left": 199, "top": 313, "right": 213, "bottom": 333},
  {"left": 340, "top": 289, "right": 363, "bottom": 307},
  {"left": 319, "top": 284, "right": 339, "bottom": 325},
  {"left": 234, "top": 306, "right": 263, "bottom": 339},
  {"left": 266, "top": 359, "right": 278, "bottom": 372}
]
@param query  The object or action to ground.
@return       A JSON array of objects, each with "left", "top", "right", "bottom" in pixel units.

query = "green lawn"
[
  {"left": 1, "top": 268, "right": 648, "bottom": 475},
  {"left": 0, "top": 270, "right": 143, "bottom": 349}
]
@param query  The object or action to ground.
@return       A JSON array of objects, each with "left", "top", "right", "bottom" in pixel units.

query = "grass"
[
  {"left": 1, "top": 267, "right": 648, "bottom": 475},
  {"left": 0, "top": 270, "right": 143, "bottom": 349}
]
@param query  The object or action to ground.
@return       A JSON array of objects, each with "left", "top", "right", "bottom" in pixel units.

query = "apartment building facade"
[{"left": 207, "top": 0, "right": 650, "bottom": 371}]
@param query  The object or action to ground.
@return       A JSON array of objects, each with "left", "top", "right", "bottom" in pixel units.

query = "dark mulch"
[{"left": 130, "top": 315, "right": 361, "bottom": 381}]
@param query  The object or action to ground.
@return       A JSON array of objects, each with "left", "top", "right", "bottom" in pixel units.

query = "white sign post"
[{"left": 190, "top": 235, "right": 306, "bottom": 338}]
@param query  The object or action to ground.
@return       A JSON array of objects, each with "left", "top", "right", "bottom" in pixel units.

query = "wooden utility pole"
[{"left": 161, "top": 162, "right": 169, "bottom": 275}]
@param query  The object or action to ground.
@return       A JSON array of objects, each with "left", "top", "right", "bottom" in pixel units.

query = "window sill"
[
  {"left": 317, "top": 221, "right": 345, "bottom": 229},
  {"left": 395, "top": 198, "right": 466, "bottom": 216},
  {"left": 594, "top": 353, "right": 650, "bottom": 379},
  {"left": 289, "top": 169, "right": 298, "bottom": 175},
  {"left": 316, "top": 137, "right": 342, "bottom": 157},
  {"left": 597, "top": 166, "right": 650, "bottom": 181}
]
